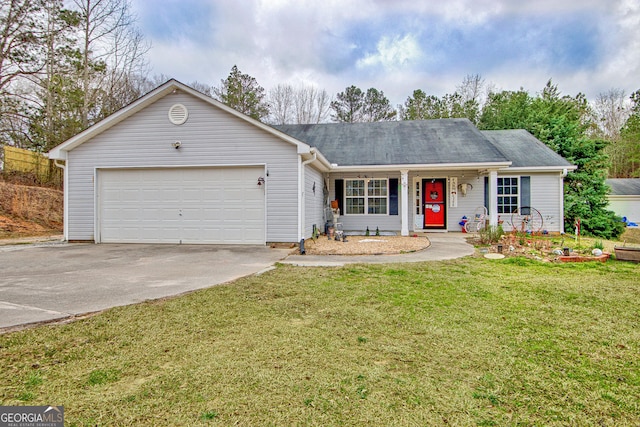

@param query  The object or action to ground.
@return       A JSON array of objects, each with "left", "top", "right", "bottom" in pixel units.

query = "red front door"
[{"left": 423, "top": 179, "right": 446, "bottom": 228}]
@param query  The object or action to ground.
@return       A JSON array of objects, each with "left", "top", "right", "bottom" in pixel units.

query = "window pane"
[
  {"left": 368, "top": 198, "right": 387, "bottom": 214},
  {"left": 346, "top": 180, "right": 365, "bottom": 196},
  {"left": 368, "top": 179, "right": 387, "bottom": 197},
  {"left": 346, "top": 198, "right": 364, "bottom": 214}
]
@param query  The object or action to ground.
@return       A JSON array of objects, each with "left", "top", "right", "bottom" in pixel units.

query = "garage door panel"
[
  {"left": 99, "top": 167, "right": 265, "bottom": 244},
  {"left": 243, "top": 207, "right": 264, "bottom": 220}
]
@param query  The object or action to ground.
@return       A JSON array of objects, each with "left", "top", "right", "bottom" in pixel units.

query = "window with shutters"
[{"left": 345, "top": 179, "right": 388, "bottom": 215}]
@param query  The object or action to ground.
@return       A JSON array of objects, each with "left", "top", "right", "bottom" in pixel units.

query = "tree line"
[{"left": 1, "top": 1, "right": 637, "bottom": 238}]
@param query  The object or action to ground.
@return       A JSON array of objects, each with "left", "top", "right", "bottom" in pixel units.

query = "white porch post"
[
  {"left": 401, "top": 169, "right": 409, "bottom": 236},
  {"left": 489, "top": 169, "right": 498, "bottom": 227}
]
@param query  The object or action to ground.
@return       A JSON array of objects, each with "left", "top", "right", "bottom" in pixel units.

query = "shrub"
[{"left": 479, "top": 224, "right": 504, "bottom": 244}]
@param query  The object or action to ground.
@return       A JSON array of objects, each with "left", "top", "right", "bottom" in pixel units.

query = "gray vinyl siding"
[
  {"left": 304, "top": 165, "right": 324, "bottom": 238},
  {"left": 527, "top": 173, "right": 565, "bottom": 233},
  {"left": 329, "top": 172, "right": 402, "bottom": 233},
  {"left": 67, "top": 92, "right": 300, "bottom": 242},
  {"left": 494, "top": 172, "right": 565, "bottom": 233}
]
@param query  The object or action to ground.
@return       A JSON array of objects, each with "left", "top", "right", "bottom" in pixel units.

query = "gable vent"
[{"left": 168, "top": 103, "right": 188, "bottom": 125}]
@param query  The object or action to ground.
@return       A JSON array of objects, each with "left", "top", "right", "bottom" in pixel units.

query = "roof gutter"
[
  {"left": 506, "top": 165, "right": 578, "bottom": 174},
  {"left": 328, "top": 161, "right": 512, "bottom": 173},
  {"left": 306, "top": 148, "right": 332, "bottom": 171}
]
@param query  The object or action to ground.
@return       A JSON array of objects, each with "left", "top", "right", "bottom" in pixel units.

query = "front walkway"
[{"left": 281, "top": 232, "right": 475, "bottom": 267}]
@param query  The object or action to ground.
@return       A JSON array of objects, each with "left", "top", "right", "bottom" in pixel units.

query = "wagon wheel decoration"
[{"left": 509, "top": 206, "right": 543, "bottom": 234}]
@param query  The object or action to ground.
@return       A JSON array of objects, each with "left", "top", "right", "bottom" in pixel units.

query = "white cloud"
[
  {"left": 600, "top": 0, "right": 640, "bottom": 91},
  {"left": 135, "top": 0, "right": 640, "bottom": 109},
  {"left": 357, "top": 34, "right": 423, "bottom": 71}
]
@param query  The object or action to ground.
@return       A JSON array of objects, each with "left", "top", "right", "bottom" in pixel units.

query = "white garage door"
[{"left": 98, "top": 167, "right": 265, "bottom": 244}]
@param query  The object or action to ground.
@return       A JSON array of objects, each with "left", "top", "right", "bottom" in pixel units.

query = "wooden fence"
[{"left": 1, "top": 146, "right": 63, "bottom": 188}]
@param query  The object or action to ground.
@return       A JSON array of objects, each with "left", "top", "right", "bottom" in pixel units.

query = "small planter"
[{"left": 558, "top": 253, "right": 610, "bottom": 263}]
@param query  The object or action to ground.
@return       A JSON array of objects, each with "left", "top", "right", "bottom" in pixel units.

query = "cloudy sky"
[{"left": 131, "top": 0, "right": 640, "bottom": 106}]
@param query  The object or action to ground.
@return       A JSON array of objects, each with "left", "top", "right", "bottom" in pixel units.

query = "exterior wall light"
[
  {"left": 172, "top": 141, "right": 182, "bottom": 149},
  {"left": 257, "top": 177, "right": 265, "bottom": 186}
]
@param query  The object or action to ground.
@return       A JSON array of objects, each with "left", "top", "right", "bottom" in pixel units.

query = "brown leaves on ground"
[
  {"left": 620, "top": 227, "right": 640, "bottom": 244},
  {"left": 301, "top": 235, "right": 430, "bottom": 255},
  {"left": 0, "top": 181, "right": 63, "bottom": 238}
]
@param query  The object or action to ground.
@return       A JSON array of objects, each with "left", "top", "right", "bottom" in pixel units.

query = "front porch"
[{"left": 326, "top": 168, "right": 505, "bottom": 236}]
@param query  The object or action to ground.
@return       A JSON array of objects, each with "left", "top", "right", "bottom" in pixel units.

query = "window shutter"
[
  {"left": 484, "top": 177, "right": 489, "bottom": 215},
  {"left": 520, "top": 176, "right": 531, "bottom": 214},
  {"left": 334, "top": 179, "right": 344, "bottom": 214},
  {"left": 389, "top": 178, "right": 398, "bottom": 215}
]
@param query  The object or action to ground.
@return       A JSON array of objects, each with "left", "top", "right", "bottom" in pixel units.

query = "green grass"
[{"left": 1, "top": 258, "right": 639, "bottom": 426}]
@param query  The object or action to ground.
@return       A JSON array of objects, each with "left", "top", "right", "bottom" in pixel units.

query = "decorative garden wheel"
[{"left": 509, "top": 206, "right": 543, "bottom": 234}]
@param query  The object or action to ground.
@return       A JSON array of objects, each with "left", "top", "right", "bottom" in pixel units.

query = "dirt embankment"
[{"left": 0, "top": 181, "right": 63, "bottom": 238}]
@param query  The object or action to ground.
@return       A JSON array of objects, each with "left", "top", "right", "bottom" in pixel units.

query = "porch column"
[
  {"left": 489, "top": 169, "right": 498, "bottom": 227},
  {"left": 401, "top": 169, "right": 409, "bottom": 236}
]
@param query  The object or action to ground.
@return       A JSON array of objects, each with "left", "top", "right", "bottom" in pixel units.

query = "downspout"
[
  {"left": 299, "top": 149, "right": 318, "bottom": 242},
  {"left": 54, "top": 159, "right": 68, "bottom": 241},
  {"left": 560, "top": 168, "right": 568, "bottom": 234}
]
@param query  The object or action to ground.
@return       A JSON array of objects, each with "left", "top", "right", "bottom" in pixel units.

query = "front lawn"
[{"left": 1, "top": 258, "right": 638, "bottom": 426}]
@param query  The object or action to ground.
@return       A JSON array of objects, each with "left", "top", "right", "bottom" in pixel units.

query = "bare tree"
[
  {"left": 188, "top": 80, "right": 212, "bottom": 97},
  {"left": 294, "top": 85, "right": 330, "bottom": 124},
  {"left": 71, "top": 0, "right": 148, "bottom": 127},
  {"left": 267, "top": 83, "right": 294, "bottom": 125},
  {"left": 99, "top": 19, "right": 150, "bottom": 118},
  {"left": 594, "top": 88, "right": 629, "bottom": 139},
  {"left": 266, "top": 83, "right": 331, "bottom": 125},
  {"left": 455, "top": 74, "right": 485, "bottom": 124},
  {"left": 457, "top": 74, "right": 485, "bottom": 105}
]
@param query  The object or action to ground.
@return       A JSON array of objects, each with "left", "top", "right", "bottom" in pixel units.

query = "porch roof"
[{"left": 274, "top": 119, "right": 509, "bottom": 167}]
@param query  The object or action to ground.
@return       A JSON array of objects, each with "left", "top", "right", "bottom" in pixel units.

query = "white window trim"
[
  {"left": 345, "top": 178, "right": 389, "bottom": 216},
  {"left": 496, "top": 176, "right": 520, "bottom": 215}
]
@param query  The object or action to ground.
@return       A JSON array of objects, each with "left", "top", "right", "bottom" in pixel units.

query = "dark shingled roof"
[
  {"left": 274, "top": 119, "right": 509, "bottom": 166},
  {"left": 606, "top": 178, "right": 640, "bottom": 196},
  {"left": 481, "top": 129, "right": 574, "bottom": 168}
]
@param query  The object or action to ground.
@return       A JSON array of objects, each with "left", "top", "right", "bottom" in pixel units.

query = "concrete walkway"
[{"left": 281, "top": 232, "right": 474, "bottom": 266}]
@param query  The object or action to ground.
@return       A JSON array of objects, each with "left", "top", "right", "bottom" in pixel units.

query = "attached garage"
[
  {"left": 48, "top": 80, "right": 329, "bottom": 244},
  {"left": 98, "top": 167, "right": 265, "bottom": 244}
]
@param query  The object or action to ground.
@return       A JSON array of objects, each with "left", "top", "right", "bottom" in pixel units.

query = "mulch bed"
[{"left": 298, "top": 235, "right": 430, "bottom": 255}]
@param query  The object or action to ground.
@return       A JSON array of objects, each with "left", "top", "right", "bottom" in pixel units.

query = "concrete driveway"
[{"left": 0, "top": 243, "right": 290, "bottom": 331}]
